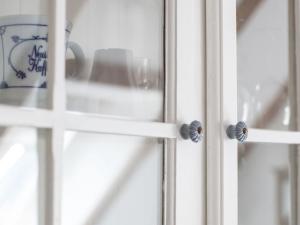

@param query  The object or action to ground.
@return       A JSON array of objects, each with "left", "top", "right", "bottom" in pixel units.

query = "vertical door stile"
[
  {"left": 220, "top": 1, "right": 238, "bottom": 225},
  {"left": 206, "top": 0, "right": 238, "bottom": 225},
  {"left": 206, "top": 0, "right": 222, "bottom": 224},
  {"left": 176, "top": 0, "right": 206, "bottom": 224}
]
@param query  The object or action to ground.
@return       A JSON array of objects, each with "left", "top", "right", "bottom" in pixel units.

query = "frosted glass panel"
[
  {"left": 62, "top": 131, "right": 163, "bottom": 225},
  {"left": 66, "top": 0, "right": 165, "bottom": 121},
  {"left": 239, "top": 143, "right": 294, "bottom": 225},
  {"left": 236, "top": 0, "right": 295, "bottom": 130},
  {"left": 0, "top": 127, "right": 47, "bottom": 225}
]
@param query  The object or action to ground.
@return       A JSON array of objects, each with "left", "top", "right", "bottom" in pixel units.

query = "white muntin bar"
[
  {"left": 0, "top": 105, "right": 54, "bottom": 128},
  {"left": 206, "top": 0, "right": 238, "bottom": 225},
  {"left": 163, "top": 0, "right": 177, "bottom": 224},
  {"left": 43, "top": 0, "right": 66, "bottom": 224},
  {"left": 2, "top": 103, "right": 298, "bottom": 145},
  {"left": 65, "top": 113, "right": 178, "bottom": 139},
  {"left": 246, "top": 128, "right": 300, "bottom": 144},
  {"left": 0, "top": 104, "right": 177, "bottom": 139}
]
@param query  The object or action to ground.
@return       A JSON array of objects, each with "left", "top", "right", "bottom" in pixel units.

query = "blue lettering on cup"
[{"left": 28, "top": 45, "right": 47, "bottom": 77}]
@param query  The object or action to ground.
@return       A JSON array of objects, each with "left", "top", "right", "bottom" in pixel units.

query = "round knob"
[
  {"left": 226, "top": 121, "right": 248, "bottom": 143},
  {"left": 180, "top": 120, "right": 203, "bottom": 143}
]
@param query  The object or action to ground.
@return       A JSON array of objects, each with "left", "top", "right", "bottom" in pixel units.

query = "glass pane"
[
  {"left": 239, "top": 143, "right": 295, "bottom": 225},
  {"left": 65, "top": 0, "right": 165, "bottom": 121},
  {"left": 0, "top": 1, "right": 52, "bottom": 109},
  {"left": 62, "top": 131, "right": 163, "bottom": 225},
  {"left": 236, "top": 0, "right": 295, "bottom": 130},
  {"left": 0, "top": 126, "right": 47, "bottom": 225}
]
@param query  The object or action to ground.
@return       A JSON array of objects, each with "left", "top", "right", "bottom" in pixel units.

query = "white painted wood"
[
  {"left": 246, "top": 128, "right": 300, "bottom": 144},
  {"left": 176, "top": 0, "right": 206, "bottom": 225},
  {"left": 206, "top": 0, "right": 222, "bottom": 224},
  {"left": 0, "top": 105, "right": 176, "bottom": 138},
  {"left": 206, "top": 1, "right": 238, "bottom": 225},
  {"left": 45, "top": 0, "right": 66, "bottom": 224},
  {"left": 221, "top": 1, "right": 238, "bottom": 224},
  {"left": 65, "top": 112, "right": 177, "bottom": 138},
  {"left": 0, "top": 105, "right": 53, "bottom": 128},
  {"left": 164, "top": 139, "right": 176, "bottom": 225},
  {"left": 38, "top": 129, "right": 51, "bottom": 225},
  {"left": 164, "top": 0, "right": 176, "bottom": 224}
]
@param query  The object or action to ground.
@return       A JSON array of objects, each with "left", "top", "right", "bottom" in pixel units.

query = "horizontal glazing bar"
[
  {"left": 65, "top": 112, "right": 177, "bottom": 138},
  {"left": 0, "top": 106, "right": 177, "bottom": 138},
  {"left": 0, "top": 105, "right": 54, "bottom": 128},
  {"left": 246, "top": 128, "right": 300, "bottom": 144}
]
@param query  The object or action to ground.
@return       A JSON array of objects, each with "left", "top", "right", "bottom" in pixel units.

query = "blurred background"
[{"left": 237, "top": 0, "right": 296, "bottom": 225}]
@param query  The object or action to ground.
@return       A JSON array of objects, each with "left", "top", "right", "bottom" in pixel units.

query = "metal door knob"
[
  {"left": 180, "top": 120, "right": 203, "bottom": 143},
  {"left": 226, "top": 121, "right": 248, "bottom": 143}
]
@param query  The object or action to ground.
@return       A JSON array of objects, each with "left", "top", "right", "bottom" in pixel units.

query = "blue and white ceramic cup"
[{"left": 0, "top": 15, "right": 84, "bottom": 90}]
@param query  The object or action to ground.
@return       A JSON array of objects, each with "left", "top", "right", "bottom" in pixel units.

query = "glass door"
[
  {"left": 0, "top": 0, "right": 206, "bottom": 225},
  {"left": 206, "top": 0, "right": 300, "bottom": 225}
]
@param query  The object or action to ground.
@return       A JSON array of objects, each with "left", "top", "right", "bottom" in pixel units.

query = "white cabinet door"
[
  {"left": 0, "top": 0, "right": 206, "bottom": 225},
  {"left": 207, "top": 0, "right": 300, "bottom": 225}
]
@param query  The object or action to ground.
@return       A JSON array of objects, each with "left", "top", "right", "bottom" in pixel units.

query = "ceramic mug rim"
[{"left": 0, "top": 14, "right": 73, "bottom": 32}]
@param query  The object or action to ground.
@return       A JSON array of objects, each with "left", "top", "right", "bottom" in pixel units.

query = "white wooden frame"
[
  {"left": 0, "top": 0, "right": 206, "bottom": 224},
  {"left": 176, "top": 0, "right": 206, "bottom": 224},
  {"left": 206, "top": 1, "right": 300, "bottom": 225},
  {"left": 206, "top": 0, "right": 238, "bottom": 225}
]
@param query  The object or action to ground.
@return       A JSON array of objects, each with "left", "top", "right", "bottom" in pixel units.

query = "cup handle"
[{"left": 67, "top": 41, "right": 85, "bottom": 78}]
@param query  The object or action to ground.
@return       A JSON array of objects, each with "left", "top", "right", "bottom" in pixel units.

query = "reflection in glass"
[
  {"left": 237, "top": 0, "right": 293, "bottom": 130},
  {"left": 62, "top": 131, "right": 163, "bottom": 225},
  {"left": 237, "top": 1, "right": 297, "bottom": 221},
  {"left": 239, "top": 143, "right": 293, "bottom": 225},
  {"left": 0, "top": 126, "right": 46, "bottom": 225},
  {"left": 66, "top": 0, "right": 165, "bottom": 121}
]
